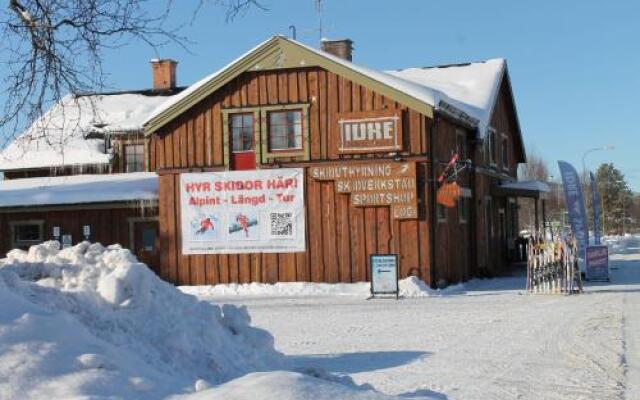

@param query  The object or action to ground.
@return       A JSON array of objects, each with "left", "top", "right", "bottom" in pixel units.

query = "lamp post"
[{"left": 581, "top": 145, "right": 614, "bottom": 185}]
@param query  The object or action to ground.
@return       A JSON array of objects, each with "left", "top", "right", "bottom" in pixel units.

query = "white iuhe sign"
[
  {"left": 338, "top": 113, "right": 402, "bottom": 153},
  {"left": 180, "top": 169, "right": 306, "bottom": 254}
]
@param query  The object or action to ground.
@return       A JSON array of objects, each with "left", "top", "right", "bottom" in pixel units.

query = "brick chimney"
[
  {"left": 151, "top": 59, "right": 178, "bottom": 91},
  {"left": 321, "top": 39, "right": 354, "bottom": 61}
]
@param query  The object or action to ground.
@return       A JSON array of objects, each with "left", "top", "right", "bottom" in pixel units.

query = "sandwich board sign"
[
  {"left": 585, "top": 245, "right": 609, "bottom": 281},
  {"left": 370, "top": 254, "right": 399, "bottom": 299}
]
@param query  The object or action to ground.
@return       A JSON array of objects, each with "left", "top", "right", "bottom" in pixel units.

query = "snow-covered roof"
[
  {"left": 387, "top": 60, "right": 506, "bottom": 137},
  {"left": 0, "top": 92, "right": 176, "bottom": 172},
  {"left": 0, "top": 172, "right": 158, "bottom": 208},
  {"left": 144, "top": 36, "right": 506, "bottom": 138},
  {"left": 499, "top": 180, "right": 550, "bottom": 193}
]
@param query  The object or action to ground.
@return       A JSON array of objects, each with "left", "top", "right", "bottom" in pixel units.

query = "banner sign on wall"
[
  {"left": 180, "top": 169, "right": 305, "bottom": 254},
  {"left": 585, "top": 245, "right": 609, "bottom": 281},
  {"left": 590, "top": 172, "right": 602, "bottom": 245},
  {"left": 558, "top": 161, "right": 589, "bottom": 257},
  {"left": 370, "top": 254, "right": 399, "bottom": 298}
]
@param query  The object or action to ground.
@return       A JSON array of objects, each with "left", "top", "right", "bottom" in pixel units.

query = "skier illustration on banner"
[
  {"left": 237, "top": 213, "right": 249, "bottom": 237},
  {"left": 189, "top": 213, "right": 222, "bottom": 241},
  {"left": 196, "top": 217, "right": 215, "bottom": 235},
  {"left": 228, "top": 211, "right": 260, "bottom": 240}
]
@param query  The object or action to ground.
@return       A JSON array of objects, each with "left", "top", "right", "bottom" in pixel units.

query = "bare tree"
[{"left": 0, "top": 0, "right": 263, "bottom": 144}]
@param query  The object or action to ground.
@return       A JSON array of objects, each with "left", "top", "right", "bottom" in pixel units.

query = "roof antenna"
[
  {"left": 289, "top": 25, "right": 297, "bottom": 40},
  {"left": 315, "top": 0, "right": 324, "bottom": 42}
]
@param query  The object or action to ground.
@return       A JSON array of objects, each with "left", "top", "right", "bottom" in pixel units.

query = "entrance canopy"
[{"left": 491, "top": 180, "right": 550, "bottom": 199}]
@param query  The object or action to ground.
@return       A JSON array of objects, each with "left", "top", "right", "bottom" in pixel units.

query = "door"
[
  {"left": 133, "top": 220, "right": 160, "bottom": 273},
  {"left": 229, "top": 113, "right": 256, "bottom": 170}
]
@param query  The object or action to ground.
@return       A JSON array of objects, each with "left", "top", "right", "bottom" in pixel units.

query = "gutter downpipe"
[{"left": 429, "top": 114, "right": 439, "bottom": 288}]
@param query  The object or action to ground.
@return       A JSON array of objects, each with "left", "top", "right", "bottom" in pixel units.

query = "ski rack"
[{"left": 526, "top": 235, "right": 583, "bottom": 295}]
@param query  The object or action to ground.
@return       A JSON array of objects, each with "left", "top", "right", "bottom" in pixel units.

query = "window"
[
  {"left": 488, "top": 130, "right": 497, "bottom": 165},
  {"left": 437, "top": 204, "right": 447, "bottom": 222},
  {"left": 125, "top": 144, "right": 145, "bottom": 172},
  {"left": 458, "top": 197, "right": 469, "bottom": 224},
  {"left": 456, "top": 130, "right": 467, "bottom": 159},
  {"left": 268, "top": 110, "right": 303, "bottom": 151},
  {"left": 11, "top": 221, "right": 43, "bottom": 250},
  {"left": 142, "top": 228, "right": 156, "bottom": 251},
  {"left": 230, "top": 113, "right": 254, "bottom": 152},
  {"left": 501, "top": 135, "right": 509, "bottom": 170}
]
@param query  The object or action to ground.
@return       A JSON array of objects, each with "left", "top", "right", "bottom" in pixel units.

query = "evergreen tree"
[{"left": 595, "top": 163, "right": 632, "bottom": 234}]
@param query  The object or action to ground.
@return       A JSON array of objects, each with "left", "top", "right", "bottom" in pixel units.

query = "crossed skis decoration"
[{"left": 437, "top": 153, "right": 471, "bottom": 185}]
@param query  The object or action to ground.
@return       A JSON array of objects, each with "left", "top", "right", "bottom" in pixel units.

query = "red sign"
[{"left": 437, "top": 182, "right": 461, "bottom": 208}]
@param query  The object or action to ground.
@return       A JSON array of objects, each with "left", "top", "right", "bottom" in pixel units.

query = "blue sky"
[{"left": 63, "top": 1, "right": 640, "bottom": 190}]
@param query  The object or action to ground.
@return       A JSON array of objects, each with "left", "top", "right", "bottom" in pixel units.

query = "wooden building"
[
  {"left": 0, "top": 36, "right": 546, "bottom": 288},
  {"left": 0, "top": 61, "right": 182, "bottom": 268},
  {"left": 141, "top": 36, "right": 538, "bottom": 287}
]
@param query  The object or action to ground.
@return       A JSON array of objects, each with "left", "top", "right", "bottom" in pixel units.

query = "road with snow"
[{"left": 200, "top": 236, "right": 640, "bottom": 399}]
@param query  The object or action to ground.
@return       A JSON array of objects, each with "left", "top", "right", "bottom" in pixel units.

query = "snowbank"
[
  {"left": 181, "top": 276, "right": 462, "bottom": 299},
  {"left": 0, "top": 241, "right": 282, "bottom": 398},
  {"left": 603, "top": 234, "right": 640, "bottom": 255},
  {"left": 172, "top": 371, "right": 401, "bottom": 400}
]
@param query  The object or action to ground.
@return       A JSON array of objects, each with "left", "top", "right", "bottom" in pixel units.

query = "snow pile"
[
  {"left": 172, "top": 371, "right": 400, "bottom": 400},
  {"left": 0, "top": 241, "right": 282, "bottom": 398},
  {"left": 182, "top": 276, "right": 457, "bottom": 299}
]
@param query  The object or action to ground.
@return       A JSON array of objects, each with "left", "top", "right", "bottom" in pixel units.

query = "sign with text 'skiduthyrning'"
[
  {"left": 310, "top": 161, "right": 418, "bottom": 220},
  {"left": 337, "top": 110, "right": 402, "bottom": 154},
  {"left": 180, "top": 169, "right": 305, "bottom": 254}
]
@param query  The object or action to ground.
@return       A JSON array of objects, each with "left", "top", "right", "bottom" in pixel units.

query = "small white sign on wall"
[
  {"left": 62, "top": 234, "right": 72, "bottom": 249},
  {"left": 52, "top": 226, "right": 61, "bottom": 238}
]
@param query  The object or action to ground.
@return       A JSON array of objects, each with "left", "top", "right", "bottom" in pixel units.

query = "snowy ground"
[
  {"left": 189, "top": 235, "right": 640, "bottom": 400},
  {"left": 1, "top": 236, "right": 639, "bottom": 399}
]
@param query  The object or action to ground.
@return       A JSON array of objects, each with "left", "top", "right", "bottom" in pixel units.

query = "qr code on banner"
[{"left": 269, "top": 212, "right": 294, "bottom": 238}]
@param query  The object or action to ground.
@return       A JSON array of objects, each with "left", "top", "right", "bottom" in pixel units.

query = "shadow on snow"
[{"left": 292, "top": 350, "right": 430, "bottom": 374}]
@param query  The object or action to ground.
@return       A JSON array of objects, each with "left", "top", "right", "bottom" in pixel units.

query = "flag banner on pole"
[
  {"left": 558, "top": 161, "right": 589, "bottom": 257},
  {"left": 590, "top": 172, "right": 602, "bottom": 245}
]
